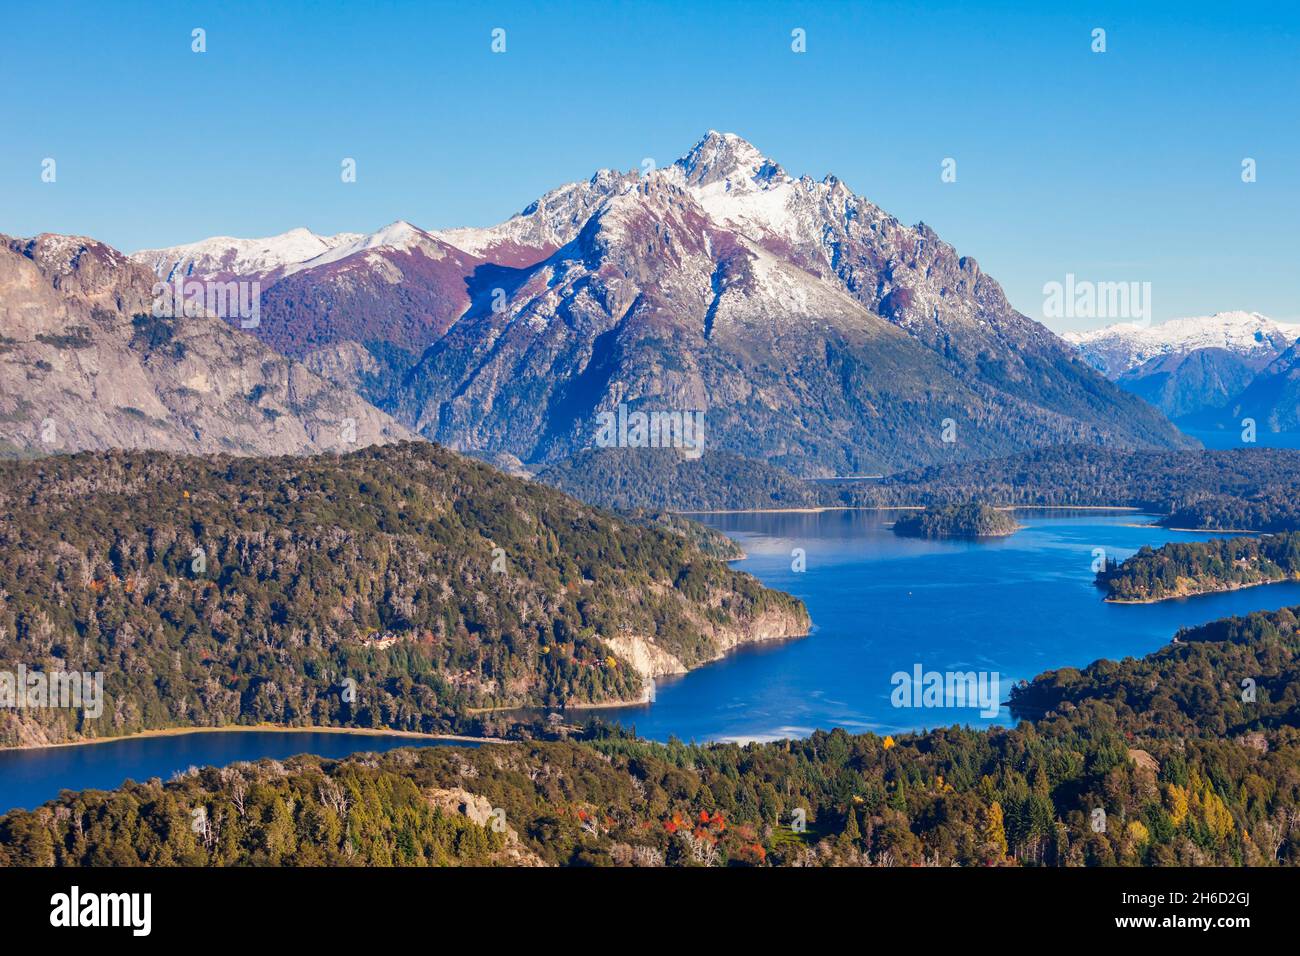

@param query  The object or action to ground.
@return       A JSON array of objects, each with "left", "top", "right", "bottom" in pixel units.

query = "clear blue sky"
[{"left": 2, "top": 0, "right": 1297, "bottom": 329}]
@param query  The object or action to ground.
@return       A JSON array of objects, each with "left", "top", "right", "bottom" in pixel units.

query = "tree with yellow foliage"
[
  {"left": 1193, "top": 788, "right": 1235, "bottom": 845},
  {"left": 1126, "top": 819, "right": 1150, "bottom": 847},
  {"left": 980, "top": 801, "right": 1008, "bottom": 861},
  {"left": 1165, "top": 783, "right": 1189, "bottom": 828}
]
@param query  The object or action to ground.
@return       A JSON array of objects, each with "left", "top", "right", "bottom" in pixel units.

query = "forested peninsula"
[
  {"left": 1096, "top": 532, "right": 1300, "bottom": 603},
  {"left": 0, "top": 443, "right": 808, "bottom": 748}
]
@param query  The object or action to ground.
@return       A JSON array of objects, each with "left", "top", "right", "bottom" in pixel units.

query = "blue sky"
[{"left": 2, "top": 0, "right": 1297, "bottom": 329}]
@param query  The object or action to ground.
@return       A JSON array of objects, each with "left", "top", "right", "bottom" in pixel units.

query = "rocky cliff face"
[
  {"left": 0, "top": 234, "right": 413, "bottom": 456},
  {"left": 603, "top": 600, "right": 810, "bottom": 686}
]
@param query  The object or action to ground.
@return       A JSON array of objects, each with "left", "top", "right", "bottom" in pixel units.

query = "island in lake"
[{"left": 892, "top": 503, "right": 1021, "bottom": 539}]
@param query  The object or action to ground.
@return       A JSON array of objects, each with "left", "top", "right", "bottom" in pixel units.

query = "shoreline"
[
  {"left": 464, "top": 693, "right": 653, "bottom": 715},
  {"left": 1, "top": 723, "right": 502, "bottom": 754},
  {"left": 1159, "top": 525, "right": 1260, "bottom": 534},
  {"left": 675, "top": 503, "right": 1143, "bottom": 516},
  {"left": 1103, "top": 575, "right": 1299, "bottom": 605}
]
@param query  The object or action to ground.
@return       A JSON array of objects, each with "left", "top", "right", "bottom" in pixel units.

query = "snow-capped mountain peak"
[
  {"left": 657, "top": 131, "right": 823, "bottom": 248},
  {"left": 281, "top": 220, "right": 421, "bottom": 273},
  {"left": 435, "top": 169, "right": 634, "bottom": 265},
  {"left": 673, "top": 130, "right": 785, "bottom": 188},
  {"left": 132, "top": 227, "right": 362, "bottom": 281}
]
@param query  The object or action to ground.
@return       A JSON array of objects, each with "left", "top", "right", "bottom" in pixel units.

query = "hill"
[{"left": 0, "top": 442, "right": 807, "bottom": 747}]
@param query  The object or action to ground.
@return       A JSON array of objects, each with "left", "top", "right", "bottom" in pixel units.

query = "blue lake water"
[
  {"left": 585, "top": 509, "right": 1300, "bottom": 743},
  {"left": 0, "top": 732, "right": 475, "bottom": 814},
  {"left": 6, "top": 508, "right": 1300, "bottom": 812},
  {"left": 1180, "top": 427, "right": 1300, "bottom": 450}
]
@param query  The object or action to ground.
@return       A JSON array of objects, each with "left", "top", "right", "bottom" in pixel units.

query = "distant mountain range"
[
  {"left": 1064, "top": 312, "right": 1300, "bottom": 426},
  {"left": 120, "top": 131, "right": 1193, "bottom": 474}
]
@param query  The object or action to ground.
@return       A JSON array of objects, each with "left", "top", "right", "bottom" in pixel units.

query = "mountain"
[
  {"left": 128, "top": 132, "right": 1194, "bottom": 475},
  {"left": 437, "top": 168, "right": 632, "bottom": 266},
  {"left": 1064, "top": 312, "right": 1300, "bottom": 420},
  {"left": 1074, "top": 312, "right": 1300, "bottom": 422},
  {"left": 0, "top": 441, "right": 808, "bottom": 747},
  {"left": 1211, "top": 341, "right": 1300, "bottom": 433},
  {"left": 248, "top": 221, "right": 486, "bottom": 399},
  {"left": 1063, "top": 311, "right": 1300, "bottom": 379},
  {"left": 133, "top": 227, "right": 363, "bottom": 283},
  {"left": 1116, "top": 349, "right": 1270, "bottom": 420},
  {"left": 389, "top": 132, "right": 1190, "bottom": 474},
  {"left": 0, "top": 233, "right": 412, "bottom": 456},
  {"left": 135, "top": 221, "right": 490, "bottom": 405}
]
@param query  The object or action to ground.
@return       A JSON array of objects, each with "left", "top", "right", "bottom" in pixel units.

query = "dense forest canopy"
[
  {"left": 0, "top": 442, "right": 805, "bottom": 747},
  {"left": 540, "top": 445, "right": 1300, "bottom": 533},
  {"left": 892, "top": 503, "right": 1020, "bottom": 539},
  {"left": 849, "top": 446, "right": 1300, "bottom": 531}
]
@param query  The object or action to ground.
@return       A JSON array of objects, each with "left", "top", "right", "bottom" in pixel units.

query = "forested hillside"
[
  {"left": 841, "top": 446, "right": 1300, "bottom": 525},
  {"left": 1096, "top": 532, "right": 1300, "bottom": 602},
  {"left": 891, "top": 503, "right": 1019, "bottom": 539},
  {"left": 539, "top": 445, "right": 1300, "bottom": 533},
  {"left": 0, "top": 442, "right": 807, "bottom": 747},
  {"left": 536, "top": 447, "right": 822, "bottom": 512},
  {"left": 5, "top": 605, "right": 1300, "bottom": 867}
]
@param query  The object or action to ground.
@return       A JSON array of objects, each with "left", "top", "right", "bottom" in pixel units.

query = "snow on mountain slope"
[
  {"left": 1063, "top": 311, "right": 1300, "bottom": 379},
  {"left": 115, "top": 130, "right": 1193, "bottom": 468},
  {"left": 278, "top": 220, "right": 454, "bottom": 278},
  {"left": 392, "top": 154, "right": 1189, "bottom": 474},
  {"left": 132, "top": 227, "right": 362, "bottom": 282},
  {"left": 435, "top": 169, "right": 634, "bottom": 266},
  {"left": 662, "top": 130, "right": 809, "bottom": 243}
]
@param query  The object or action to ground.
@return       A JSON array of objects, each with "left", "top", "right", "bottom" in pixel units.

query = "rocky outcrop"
[
  {"left": 425, "top": 786, "right": 547, "bottom": 866},
  {"left": 603, "top": 601, "right": 810, "bottom": 683},
  {"left": 0, "top": 234, "right": 414, "bottom": 456}
]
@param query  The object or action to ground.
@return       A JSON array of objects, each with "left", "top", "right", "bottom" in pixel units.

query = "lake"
[
  {"left": 584, "top": 509, "right": 1300, "bottom": 743},
  {"left": 0, "top": 731, "right": 477, "bottom": 814},
  {"left": 1180, "top": 427, "right": 1300, "bottom": 450},
  {"left": 7, "top": 508, "right": 1300, "bottom": 812}
]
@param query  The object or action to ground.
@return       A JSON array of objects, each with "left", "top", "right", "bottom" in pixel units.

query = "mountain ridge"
[
  {"left": 117, "top": 132, "right": 1197, "bottom": 471},
  {"left": 1065, "top": 311, "right": 1300, "bottom": 423}
]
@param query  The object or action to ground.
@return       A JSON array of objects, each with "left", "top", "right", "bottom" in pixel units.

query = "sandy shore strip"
[{"left": 2, "top": 723, "right": 502, "bottom": 753}]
